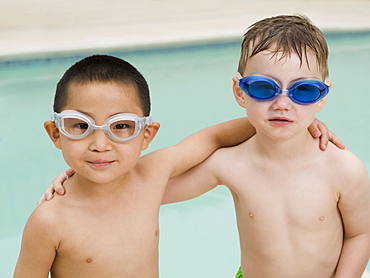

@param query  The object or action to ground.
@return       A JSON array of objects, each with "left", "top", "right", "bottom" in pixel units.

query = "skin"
[
  {"left": 30, "top": 63, "right": 345, "bottom": 276},
  {"left": 163, "top": 50, "right": 370, "bottom": 278},
  {"left": 14, "top": 81, "right": 256, "bottom": 278}
]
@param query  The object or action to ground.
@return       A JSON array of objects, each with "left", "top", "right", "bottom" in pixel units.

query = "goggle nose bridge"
[{"left": 88, "top": 123, "right": 111, "bottom": 131}]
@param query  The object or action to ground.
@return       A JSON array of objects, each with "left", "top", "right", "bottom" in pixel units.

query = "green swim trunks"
[{"left": 235, "top": 267, "right": 243, "bottom": 278}]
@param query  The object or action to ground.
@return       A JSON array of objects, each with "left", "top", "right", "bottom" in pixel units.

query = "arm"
[
  {"left": 162, "top": 148, "right": 225, "bottom": 204},
  {"left": 148, "top": 117, "right": 346, "bottom": 181},
  {"left": 38, "top": 117, "right": 345, "bottom": 202},
  {"left": 335, "top": 155, "right": 370, "bottom": 278},
  {"left": 39, "top": 117, "right": 254, "bottom": 201},
  {"left": 14, "top": 207, "right": 58, "bottom": 277},
  {"left": 145, "top": 117, "right": 253, "bottom": 180}
]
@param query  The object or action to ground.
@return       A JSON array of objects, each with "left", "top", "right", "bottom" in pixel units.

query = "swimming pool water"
[{"left": 1, "top": 32, "right": 370, "bottom": 277}]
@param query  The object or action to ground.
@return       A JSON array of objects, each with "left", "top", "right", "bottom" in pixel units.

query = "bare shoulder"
[
  {"left": 213, "top": 141, "right": 249, "bottom": 163},
  {"left": 14, "top": 193, "right": 68, "bottom": 277},
  {"left": 28, "top": 195, "right": 66, "bottom": 232},
  {"left": 138, "top": 147, "right": 170, "bottom": 168},
  {"left": 326, "top": 144, "right": 368, "bottom": 175},
  {"left": 213, "top": 140, "right": 246, "bottom": 155},
  {"left": 135, "top": 148, "right": 172, "bottom": 183},
  {"left": 325, "top": 144, "right": 369, "bottom": 192},
  {"left": 203, "top": 143, "right": 248, "bottom": 180},
  {"left": 19, "top": 195, "right": 65, "bottom": 256}
]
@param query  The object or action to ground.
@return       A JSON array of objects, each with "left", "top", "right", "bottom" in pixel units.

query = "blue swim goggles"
[{"left": 236, "top": 73, "right": 330, "bottom": 105}]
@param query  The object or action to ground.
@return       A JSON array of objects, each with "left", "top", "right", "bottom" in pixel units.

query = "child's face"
[
  {"left": 45, "top": 81, "right": 159, "bottom": 185},
  {"left": 233, "top": 50, "right": 329, "bottom": 142}
]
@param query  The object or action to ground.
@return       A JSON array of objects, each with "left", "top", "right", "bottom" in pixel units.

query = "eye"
[
  {"left": 251, "top": 81, "right": 275, "bottom": 91},
  {"left": 259, "top": 84, "right": 273, "bottom": 90},
  {"left": 75, "top": 122, "right": 89, "bottom": 130},
  {"left": 110, "top": 120, "right": 136, "bottom": 139},
  {"left": 63, "top": 118, "right": 89, "bottom": 135},
  {"left": 113, "top": 123, "right": 129, "bottom": 130},
  {"left": 296, "top": 84, "right": 311, "bottom": 92}
]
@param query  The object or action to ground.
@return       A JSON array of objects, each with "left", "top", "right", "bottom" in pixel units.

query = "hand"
[
  {"left": 309, "top": 118, "right": 346, "bottom": 151},
  {"left": 36, "top": 169, "right": 75, "bottom": 206}
]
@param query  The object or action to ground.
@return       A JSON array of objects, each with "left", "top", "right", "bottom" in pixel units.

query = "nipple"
[{"left": 86, "top": 258, "right": 93, "bottom": 263}]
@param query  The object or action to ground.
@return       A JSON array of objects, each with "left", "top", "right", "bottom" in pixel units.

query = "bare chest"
[
  {"left": 51, "top": 202, "right": 160, "bottom": 277},
  {"left": 229, "top": 166, "right": 341, "bottom": 229}
]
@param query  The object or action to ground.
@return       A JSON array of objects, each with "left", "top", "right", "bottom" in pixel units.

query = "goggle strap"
[
  {"left": 236, "top": 72, "right": 243, "bottom": 79},
  {"left": 144, "top": 116, "right": 153, "bottom": 125}
]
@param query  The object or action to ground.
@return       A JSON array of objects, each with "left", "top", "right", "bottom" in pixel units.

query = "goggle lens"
[
  {"left": 247, "top": 80, "right": 276, "bottom": 100},
  {"left": 62, "top": 117, "right": 89, "bottom": 136},
  {"left": 109, "top": 119, "right": 137, "bottom": 139},
  {"left": 291, "top": 83, "right": 321, "bottom": 103}
]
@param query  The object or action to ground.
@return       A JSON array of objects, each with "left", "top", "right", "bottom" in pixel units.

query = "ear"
[
  {"left": 232, "top": 76, "right": 246, "bottom": 108},
  {"left": 44, "top": 121, "right": 62, "bottom": 150},
  {"left": 316, "top": 80, "right": 332, "bottom": 112},
  {"left": 141, "top": 122, "right": 160, "bottom": 150},
  {"left": 316, "top": 96, "right": 327, "bottom": 113}
]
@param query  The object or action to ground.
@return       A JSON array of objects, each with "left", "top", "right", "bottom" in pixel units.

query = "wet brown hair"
[{"left": 238, "top": 15, "right": 329, "bottom": 79}]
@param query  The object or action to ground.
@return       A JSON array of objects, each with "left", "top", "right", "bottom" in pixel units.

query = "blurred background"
[
  {"left": 2, "top": 0, "right": 370, "bottom": 59},
  {"left": 1, "top": 0, "right": 370, "bottom": 277}
]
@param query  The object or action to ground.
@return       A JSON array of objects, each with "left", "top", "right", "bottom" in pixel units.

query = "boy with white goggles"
[
  {"left": 15, "top": 54, "right": 259, "bottom": 278},
  {"left": 52, "top": 110, "right": 152, "bottom": 143}
]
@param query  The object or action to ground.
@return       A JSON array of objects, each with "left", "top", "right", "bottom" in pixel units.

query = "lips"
[
  {"left": 88, "top": 159, "right": 114, "bottom": 168},
  {"left": 268, "top": 117, "right": 293, "bottom": 126}
]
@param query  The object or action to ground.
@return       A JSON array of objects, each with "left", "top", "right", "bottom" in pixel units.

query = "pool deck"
[{"left": 1, "top": 0, "right": 370, "bottom": 60}]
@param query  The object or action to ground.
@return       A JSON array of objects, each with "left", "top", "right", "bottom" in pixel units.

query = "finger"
[
  {"left": 319, "top": 127, "right": 330, "bottom": 151},
  {"left": 65, "top": 168, "right": 75, "bottom": 177},
  {"left": 36, "top": 192, "right": 54, "bottom": 206},
  {"left": 328, "top": 131, "right": 346, "bottom": 150},
  {"left": 54, "top": 183, "right": 65, "bottom": 196},
  {"left": 308, "top": 119, "right": 322, "bottom": 138},
  {"left": 36, "top": 195, "right": 45, "bottom": 206},
  {"left": 42, "top": 184, "right": 57, "bottom": 203},
  {"left": 56, "top": 169, "right": 74, "bottom": 195},
  {"left": 313, "top": 119, "right": 330, "bottom": 151},
  {"left": 52, "top": 172, "right": 69, "bottom": 195}
]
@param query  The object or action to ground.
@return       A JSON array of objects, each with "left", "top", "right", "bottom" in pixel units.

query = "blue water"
[{"left": 1, "top": 32, "right": 370, "bottom": 277}]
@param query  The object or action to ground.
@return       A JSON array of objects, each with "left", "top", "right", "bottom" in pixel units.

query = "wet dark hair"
[
  {"left": 54, "top": 55, "right": 151, "bottom": 116},
  {"left": 238, "top": 15, "right": 329, "bottom": 79}
]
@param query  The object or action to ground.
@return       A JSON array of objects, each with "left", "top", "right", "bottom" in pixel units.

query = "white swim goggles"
[{"left": 52, "top": 110, "right": 152, "bottom": 143}]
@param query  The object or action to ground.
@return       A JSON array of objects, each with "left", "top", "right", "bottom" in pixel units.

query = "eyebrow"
[{"left": 76, "top": 110, "right": 134, "bottom": 119}]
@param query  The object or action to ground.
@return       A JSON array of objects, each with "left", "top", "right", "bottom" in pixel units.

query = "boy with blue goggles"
[{"left": 236, "top": 72, "right": 330, "bottom": 105}]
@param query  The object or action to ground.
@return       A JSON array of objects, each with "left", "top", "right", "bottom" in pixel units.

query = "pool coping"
[{"left": 1, "top": 30, "right": 370, "bottom": 68}]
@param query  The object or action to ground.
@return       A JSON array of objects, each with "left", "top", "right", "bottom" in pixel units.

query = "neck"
[
  {"left": 65, "top": 172, "right": 131, "bottom": 201},
  {"left": 252, "top": 130, "right": 319, "bottom": 162}
]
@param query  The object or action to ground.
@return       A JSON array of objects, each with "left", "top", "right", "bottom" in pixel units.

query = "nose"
[
  {"left": 271, "top": 92, "right": 293, "bottom": 111},
  {"left": 88, "top": 129, "right": 113, "bottom": 152}
]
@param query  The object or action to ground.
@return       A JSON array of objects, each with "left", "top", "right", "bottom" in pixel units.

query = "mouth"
[
  {"left": 88, "top": 159, "right": 115, "bottom": 168},
  {"left": 269, "top": 117, "right": 293, "bottom": 125}
]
